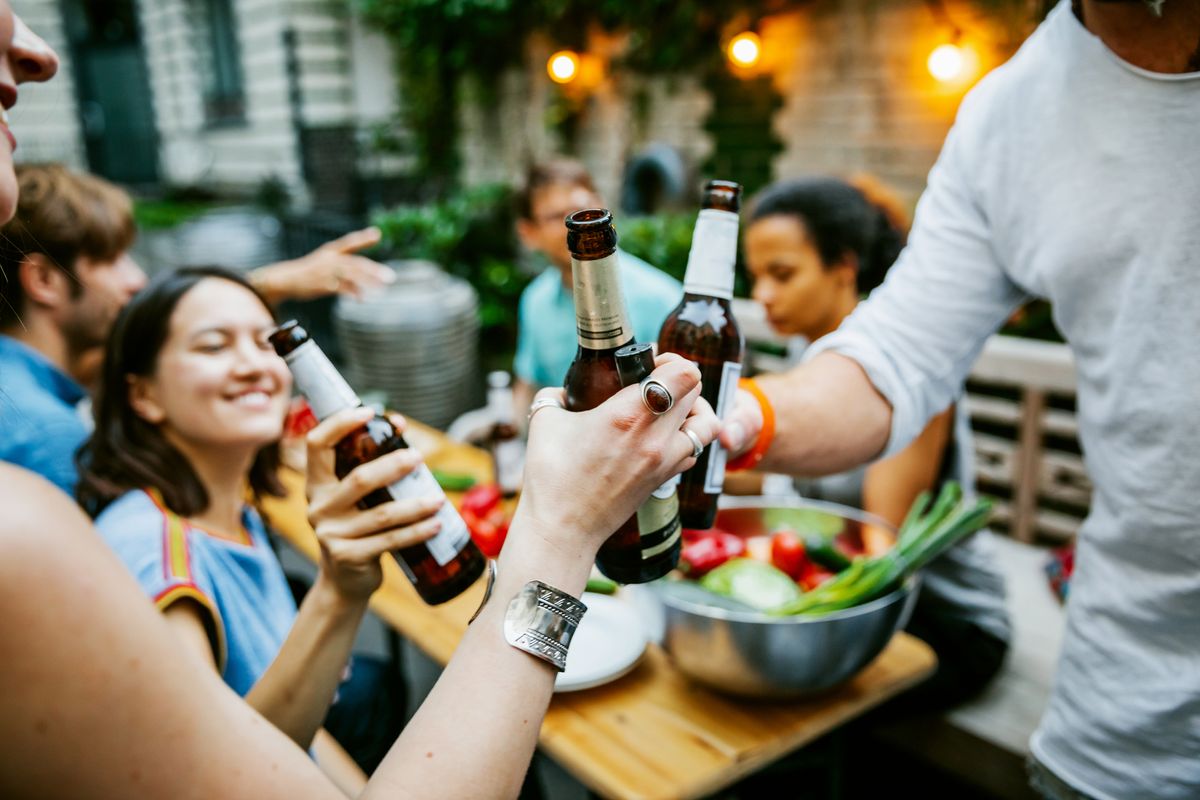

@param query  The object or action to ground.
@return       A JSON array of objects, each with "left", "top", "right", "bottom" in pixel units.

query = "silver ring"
[
  {"left": 683, "top": 427, "right": 704, "bottom": 459},
  {"left": 527, "top": 396, "right": 565, "bottom": 423},
  {"left": 641, "top": 379, "right": 674, "bottom": 415}
]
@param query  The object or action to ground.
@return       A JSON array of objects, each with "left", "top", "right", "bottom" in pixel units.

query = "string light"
[
  {"left": 727, "top": 32, "right": 762, "bottom": 69},
  {"left": 927, "top": 43, "right": 965, "bottom": 83},
  {"left": 547, "top": 50, "right": 580, "bottom": 84}
]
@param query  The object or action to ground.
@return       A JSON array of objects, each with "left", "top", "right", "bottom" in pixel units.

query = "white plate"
[{"left": 554, "top": 592, "right": 648, "bottom": 693}]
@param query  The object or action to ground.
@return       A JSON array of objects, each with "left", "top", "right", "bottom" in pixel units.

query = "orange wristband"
[{"left": 725, "top": 377, "right": 775, "bottom": 473}]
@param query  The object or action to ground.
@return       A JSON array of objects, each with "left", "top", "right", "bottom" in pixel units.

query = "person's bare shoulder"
[{"left": 0, "top": 463, "right": 92, "bottom": 549}]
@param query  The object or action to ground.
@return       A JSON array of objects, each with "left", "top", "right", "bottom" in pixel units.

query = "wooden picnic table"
[{"left": 262, "top": 421, "right": 936, "bottom": 800}]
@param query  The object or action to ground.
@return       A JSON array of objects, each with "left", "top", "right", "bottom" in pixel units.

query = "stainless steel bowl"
[{"left": 650, "top": 496, "right": 920, "bottom": 698}]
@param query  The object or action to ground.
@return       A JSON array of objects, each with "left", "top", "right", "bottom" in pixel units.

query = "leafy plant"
[{"left": 371, "top": 184, "right": 530, "bottom": 363}]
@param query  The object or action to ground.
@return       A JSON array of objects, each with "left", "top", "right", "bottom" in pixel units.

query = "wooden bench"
[{"left": 734, "top": 298, "right": 1081, "bottom": 795}]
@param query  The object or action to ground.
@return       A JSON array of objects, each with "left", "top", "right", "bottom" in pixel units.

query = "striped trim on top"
[{"left": 142, "top": 488, "right": 229, "bottom": 672}]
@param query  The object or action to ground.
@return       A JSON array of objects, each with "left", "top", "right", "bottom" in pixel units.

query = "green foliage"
[
  {"left": 371, "top": 184, "right": 530, "bottom": 361},
  {"left": 132, "top": 199, "right": 215, "bottom": 230},
  {"left": 619, "top": 212, "right": 752, "bottom": 298}
]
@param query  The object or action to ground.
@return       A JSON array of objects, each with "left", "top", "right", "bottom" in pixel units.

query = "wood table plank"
[{"left": 263, "top": 422, "right": 936, "bottom": 800}]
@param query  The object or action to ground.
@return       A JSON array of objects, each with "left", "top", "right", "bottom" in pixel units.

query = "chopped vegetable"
[
  {"left": 433, "top": 469, "right": 477, "bottom": 492},
  {"left": 460, "top": 483, "right": 501, "bottom": 516},
  {"left": 458, "top": 483, "right": 507, "bottom": 557},
  {"left": 680, "top": 529, "right": 746, "bottom": 578},
  {"left": 798, "top": 532, "right": 853, "bottom": 573},
  {"left": 585, "top": 576, "right": 619, "bottom": 595},
  {"left": 771, "top": 482, "right": 993, "bottom": 616},
  {"left": 769, "top": 530, "right": 808, "bottom": 581},
  {"left": 700, "top": 558, "right": 804, "bottom": 611}
]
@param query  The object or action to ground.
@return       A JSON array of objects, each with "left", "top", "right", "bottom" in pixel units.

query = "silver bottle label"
[
  {"left": 386, "top": 464, "right": 471, "bottom": 566},
  {"left": 703, "top": 360, "right": 743, "bottom": 494},
  {"left": 283, "top": 340, "right": 360, "bottom": 420},
  {"left": 573, "top": 251, "right": 633, "bottom": 350}
]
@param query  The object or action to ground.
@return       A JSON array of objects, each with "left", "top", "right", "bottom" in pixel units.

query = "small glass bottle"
[
  {"left": 615, "top": 342, "right": 683, "bottom": 575},
  {"left": 270, "top": 320, "right": 486, "bottom": 605},
  {"left": 486, "top": 370, "right": 524, "bottom": 498},
  {"left": 658, "top": 180, "right": 745, "bottom": 529}
]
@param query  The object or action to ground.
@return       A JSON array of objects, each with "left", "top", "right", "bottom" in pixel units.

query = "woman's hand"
[
  {"left": 304, "top": 407, "right": 442, "bottom": 601},
  {"left": 718, "top": 387, "right": 764, "bottom": 458},
  {"left": 517, "top": 353, "right": 720, "bottom": 552}
]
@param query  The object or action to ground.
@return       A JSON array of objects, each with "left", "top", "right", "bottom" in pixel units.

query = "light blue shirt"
[
  {"left": 514, "top": 249, "right": 682, "bottom": 387},
  {"left": 0, "top": 334, "right": 88, "bottom": 496},
  {"left": 96, "top": 490, "right": 298, "bottom": 696}
]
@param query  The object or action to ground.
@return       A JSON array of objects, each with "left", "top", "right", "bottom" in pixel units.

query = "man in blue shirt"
[
  {"left": 0, "top": 165, "right": 146, "bottom": 496},
  {"left": 513, "top": 159, "right": 681, "bottom": 412}
]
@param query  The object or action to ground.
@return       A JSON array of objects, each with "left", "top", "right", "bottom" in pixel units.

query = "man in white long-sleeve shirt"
[{"left": 722, "top": 2, "right": 1200, "bottom": 798}]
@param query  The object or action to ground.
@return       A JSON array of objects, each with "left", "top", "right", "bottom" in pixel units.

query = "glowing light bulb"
[
  {"left": 927, "top": 43, "right": 965, "bottom": 83},
  {"left": 548, "top": 50, "right": 580, "bottom": 84},
  {"left": 728, "top": 32, "right": 762, "bottom": 69}
]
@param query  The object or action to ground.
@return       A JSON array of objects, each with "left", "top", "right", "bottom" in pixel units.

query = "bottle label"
[
  {"left": 494, "top": 438, "right": 524, "bottom": 494},
  {"left": 637, "top": 487, "right": 682, "bottom": 560},
  {"left": 283, "top": 340, "right": 361, "bottom": 421},
  {"left": 682, "top": 209, "right": 739, "bottom": 300},
  {"left": 386, "top": 465, "right": 472, "bottom": 566},
  {"left": 703, "top": 360, "right": 743, "bottom": 494},
  {"left": 573, "top": 252, "right": 634, "bottom": 350}
]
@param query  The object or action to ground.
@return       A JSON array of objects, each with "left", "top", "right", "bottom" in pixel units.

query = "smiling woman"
[{"left": 73, "top": 266, "right": 443, "bottom": 789}]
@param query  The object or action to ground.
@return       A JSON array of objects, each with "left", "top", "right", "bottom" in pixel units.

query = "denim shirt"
[{"left": 0, "top": 335, "right": 88, "bottom": 496}]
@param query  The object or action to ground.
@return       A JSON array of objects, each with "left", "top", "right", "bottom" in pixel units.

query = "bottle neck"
[
  {"left": 281, "top": 339, "right": 362, "bottom": 420},
  {"left": 682, "top": 208, "right": 739, "bottom": 300},
  {"left": 488, "top": 386, "right": 514, "bottom": 424},
  {"left": 571, "top": 250, "right": 635, "bottom": 351}
]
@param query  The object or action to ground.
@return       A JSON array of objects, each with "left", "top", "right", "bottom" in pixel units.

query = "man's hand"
[
  {"left": 718, "top": 387, "right": 765, "bottom": 458},
  {"left": 249, "top": 227, "right": 396, "bottom": 303}
]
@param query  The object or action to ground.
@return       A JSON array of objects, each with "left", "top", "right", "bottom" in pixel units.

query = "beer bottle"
[
  {"left": 562, "top": 208, "right": 669, "bottom": 583},
  {"left": 270, "top": 320, "right": 486, "bottom": 605},
  {"left": 486, "top": 370, "right": 523, "bottom": 498},
  {"left": 658, "top": 180, "right": 745, "bottom": 529},
  {"left": 615, "top": 342, "right": 683, "bottom": 574}
]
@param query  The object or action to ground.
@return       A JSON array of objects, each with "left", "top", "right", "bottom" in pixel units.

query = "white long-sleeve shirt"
[{"left": 809, "top": 4, "right": 1200, "bottom": 797}]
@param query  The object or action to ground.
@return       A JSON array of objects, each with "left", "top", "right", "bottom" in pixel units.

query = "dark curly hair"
[
  {"left": 747, "top": 175, "right": 908, "bottom": 294},
  {"left": 76, "top": 266, "right": 285, "bottom": 518}
]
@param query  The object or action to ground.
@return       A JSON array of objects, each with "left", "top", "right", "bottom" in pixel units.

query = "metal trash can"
[{"left": 333, "top": 260, "right": 481, "bottom": 429}]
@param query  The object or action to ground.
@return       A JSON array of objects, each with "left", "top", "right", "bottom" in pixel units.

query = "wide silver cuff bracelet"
[{"left": 503, "top": 580, "right": 587, "bottom": 672}]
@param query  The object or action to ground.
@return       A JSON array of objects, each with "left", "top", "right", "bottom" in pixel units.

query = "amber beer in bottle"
[
  {"left": 562, "top": 209, "right": 672, "bottom": 583},
  {"left": 270, "top": 321, "right": 486, "bottom": 605},
  {"left": 615, "top": 342, "right": 683, "bottom": 572},
  {"left": 658, "top": 180, "right": 745, "bottom": 529}
]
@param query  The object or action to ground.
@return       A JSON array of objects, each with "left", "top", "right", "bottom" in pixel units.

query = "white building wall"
[{"left": 10, "top": 0, "right": 87, "bottom": 168}]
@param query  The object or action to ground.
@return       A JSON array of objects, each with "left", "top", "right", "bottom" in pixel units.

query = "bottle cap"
[
  {"left": 615, "top": 342, "right": 655, "bottom": 387},
  {"left": 487, "top": 371, "right": 512, "bottom": 389},
  {"left": 702, "top": 180, "right": 743, "bottom": 213}
]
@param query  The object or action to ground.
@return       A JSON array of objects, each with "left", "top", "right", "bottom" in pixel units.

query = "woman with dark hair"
[
  {"left": 75, "top": 266, "right": 442, "bottom": 791},
  {"left": 743, "top": 176, "right": 1010, "bottom": 710}
]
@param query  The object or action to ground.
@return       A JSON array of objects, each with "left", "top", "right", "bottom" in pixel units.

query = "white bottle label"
[
  {"left": 703, "top": 360, "right": 743, "bottom": 494},
  {"left": 283, "top": 340, "right": 360, "bottom": 420},
  {"left": 386, "top": 465, "right": 472, "bottom": 566},
  {"left": 682, "top": 209, "right": 739, "bottom": 300}
]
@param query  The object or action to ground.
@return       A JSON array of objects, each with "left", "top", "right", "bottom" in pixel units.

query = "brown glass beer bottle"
[
  {"left": 562, "top": 209, "right": 670, "bottom": 583},
  {"left": 270, "top": 320, "right": 486, "bottom": 605},
  {"left": 657, "top": 180, "right": 745, "bottom": 529},
  {"left": 615, "top": 342, "right": 683, "bottom": 574}
]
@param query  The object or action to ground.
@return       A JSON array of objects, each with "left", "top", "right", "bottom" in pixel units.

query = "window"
[{"left": 193, "top": 0, "right": 245, "bottom": 124}]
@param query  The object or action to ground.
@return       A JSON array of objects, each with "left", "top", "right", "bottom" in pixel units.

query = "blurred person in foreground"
[
  {"left": 720, "top": 2, "right": 1200, "bottom": 797},
  {"left": 0, "top": 18, "right": 722, "bottom": 793},
  {"left": 512, "top": 158, "right": 681, "bottom": 414},
  {"left": 742, "top": 175, "right": 1009, "bottom": 711},
  {"left": 0, "top": 163, "right": 394, "bottom": 496}
]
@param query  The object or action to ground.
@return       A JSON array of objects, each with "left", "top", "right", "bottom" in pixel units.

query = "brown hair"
[
  {"left": 0, "top": 164, "right": 136, "bottom": 323},
  {"left": 515, "top": 158, "right": 598, "bottom": 220}
]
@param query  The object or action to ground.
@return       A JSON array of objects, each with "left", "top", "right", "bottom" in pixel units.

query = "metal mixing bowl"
[{"left": 649, "top": 496, "right": 920, "bottom": 698}]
